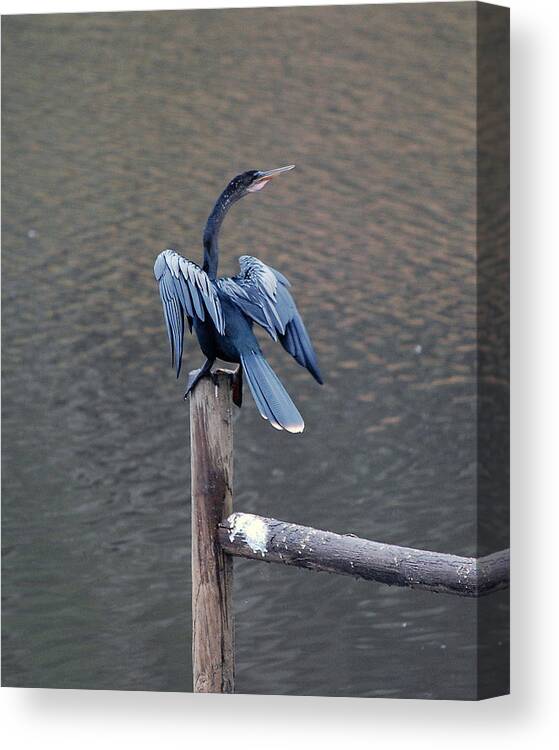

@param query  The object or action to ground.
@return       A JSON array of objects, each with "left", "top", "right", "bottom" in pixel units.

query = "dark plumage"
[{"left": 154, "top": 165, "right": 323, "bottom": 433}]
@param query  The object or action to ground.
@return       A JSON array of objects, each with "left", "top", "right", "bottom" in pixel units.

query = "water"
[{"left": 2, "top": 4, "right": 508, "bottom": 698}]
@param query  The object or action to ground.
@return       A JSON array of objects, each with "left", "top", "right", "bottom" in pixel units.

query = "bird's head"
[
  {"left": 204, "top": 164, "right": 296, "bottom": 252},
  {"left": 230, "top": 164, "right": 295, "bottom": 198}
]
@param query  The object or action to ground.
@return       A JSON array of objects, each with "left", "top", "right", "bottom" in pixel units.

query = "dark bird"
[{"left": 154, "top": 165, "right": 323, "bottom": 433}]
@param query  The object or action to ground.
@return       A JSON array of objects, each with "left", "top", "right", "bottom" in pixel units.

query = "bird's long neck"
[{"left": 203, "top": 182, "right": 243, "bottom": 279}]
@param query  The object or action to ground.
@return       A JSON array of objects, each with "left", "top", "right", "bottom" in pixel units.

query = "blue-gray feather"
[
  {"left": 219, "top": 256, "right": 323, "bottom": 384},
  {"left": 241, "top": 351, "right": 304, "bottom": 433},
  {"left": 154, "top": 249, "right": 224, "bottom": 376}
]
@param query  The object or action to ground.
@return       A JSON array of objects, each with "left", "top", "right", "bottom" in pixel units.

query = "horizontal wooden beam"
[{"left": 218, "top": 513, "right": 509, "bottom": 598}]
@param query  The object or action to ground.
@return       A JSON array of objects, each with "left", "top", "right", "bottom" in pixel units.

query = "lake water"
[{"left": 2, "top": 4, "right": 508, "bottom": 698}]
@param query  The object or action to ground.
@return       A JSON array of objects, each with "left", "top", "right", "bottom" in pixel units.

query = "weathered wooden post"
[{"left": 190, "top": 369, "right": 234, "bottom": 693}]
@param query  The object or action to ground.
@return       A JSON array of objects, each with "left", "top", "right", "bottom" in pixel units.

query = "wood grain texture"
[
  {"left": 190, "top": 370, "right": 234, "bottom": 693},
  {"left": 219, "top": 513, "right": 509, "bottom": 598}
]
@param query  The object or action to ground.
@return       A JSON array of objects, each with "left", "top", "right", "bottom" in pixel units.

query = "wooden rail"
[
  {"left": 189, "top": 370, "right": 510, "bottom": 693},
  {"left": 218, "top": 513, "right": 509, "bottom": 597}
]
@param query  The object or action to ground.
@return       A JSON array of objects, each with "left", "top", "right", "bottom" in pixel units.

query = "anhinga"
[{"left": 154, "top": 165, "right": 323, "bottom": 433}]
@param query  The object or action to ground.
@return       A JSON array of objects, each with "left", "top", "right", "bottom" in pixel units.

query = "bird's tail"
[{"left": 240, "top": 351, "right": 304, "bottom": 434}]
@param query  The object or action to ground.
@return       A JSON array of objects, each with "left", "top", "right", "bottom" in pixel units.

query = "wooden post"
[{"left": 190, "top": 369, "right": 234, "bottom": 693}]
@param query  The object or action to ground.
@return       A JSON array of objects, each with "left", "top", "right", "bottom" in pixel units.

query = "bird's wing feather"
[
  {"left": 154, "top": 249, "right": 224, "bottom": 376},
  {"left": 217, "top": 255, "right": 323, "bottom": 384}
]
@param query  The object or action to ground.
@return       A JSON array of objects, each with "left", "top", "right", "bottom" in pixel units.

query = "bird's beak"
[{"left": 247, "top": 164, "right": 295, "bottom": 192}]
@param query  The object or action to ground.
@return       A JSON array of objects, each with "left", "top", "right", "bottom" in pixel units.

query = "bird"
[{"left": 154, "top": 165, "right": 323, "bottom": 433}]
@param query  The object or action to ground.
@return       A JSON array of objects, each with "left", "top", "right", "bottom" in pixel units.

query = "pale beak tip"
[{"left": 261, "top": 164, "right": 296, "bottom": 178}]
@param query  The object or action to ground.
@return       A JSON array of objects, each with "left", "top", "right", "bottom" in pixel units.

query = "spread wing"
[
  {"left": 154, "top": 249, "right": 224, "bottom": 376},
  {"left": 217, "top": 255, "right": 323, "bottom": 384}
]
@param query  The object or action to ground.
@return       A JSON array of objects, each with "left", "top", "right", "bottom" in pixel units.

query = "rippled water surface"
[{"left": 2, "top": 4, "right": 508, "bottom": 698}]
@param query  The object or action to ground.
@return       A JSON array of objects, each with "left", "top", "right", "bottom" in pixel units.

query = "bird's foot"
[
  {"left": 183, "top": 370, "right": 200, "bottom": 400},
  {"left": 184, "top": 360, "right": 215, "bottom": 400}
]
